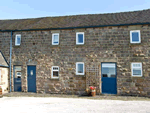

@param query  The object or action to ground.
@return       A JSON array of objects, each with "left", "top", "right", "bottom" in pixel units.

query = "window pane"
[
  {"left": 132, "top": 32, "right": 139, "bottom": 42},
  {"left": 102, "top": 67, "right": 115, "bottom": 77},
  {"left": 14, "top": 66, "right": 21, "bottom": 82},
  {"left": 102, "top": 63, "right": 116, "bottom": 78},
  {"left": 133, "top": 63, "right": 140, "bottom": 67},
  {"left": 78, "top": 64, "right": 83, "bottom": 73},
  {"left": 78, "top": 34, "right": 83, "bottom": 43},
  {"left": 133, "top": 69, "right": 141, "bottom": 75},
  {"left": 102, "top": 64, "right": 115, "bottom": 67},
  {"left": 53, "top": 71, "right": 59, "bottom": 77},
  {"left": 54, "top": 35, "right": 58, "bottom": 43},
  {"left": 17, "top": 37, "right": 21, "bottom": 45},
  {"left": 53, "top": 67, "right": 58, "bottom": 70}
]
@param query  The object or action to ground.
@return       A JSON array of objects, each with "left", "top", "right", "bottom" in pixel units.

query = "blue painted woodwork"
[
  {"left": 14, "top": 78, "right": 21, "bottom": 92},
  {"left": 27, "top": 66, "right": 36, "bottom": 93},
  {"left": 132, "top": 32, "right": 139, "bottom": 42},
  {"left": 101, "top": 63, "right": 117, "bottom": 94},
  {"left": 14, "top": 66, "right": 21, "bottom": 92}
]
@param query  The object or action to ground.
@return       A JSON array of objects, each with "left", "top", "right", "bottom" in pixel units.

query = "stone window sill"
[
  {"left": 74, "top": 75, "right": 86, "bottom": 77},
  {"left": 131, "top": 75, "right": 143, "bottom": 77},
  {"left": 51, "top": 77, "right": 59, "bottom": 80},
  {"left": 129, "top": 43, "right": 142, "bottom": 46}
]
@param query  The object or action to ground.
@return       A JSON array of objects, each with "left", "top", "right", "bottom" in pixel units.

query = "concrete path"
[{"left": 0, "top": 97, "right": 150, "bottom": 113}]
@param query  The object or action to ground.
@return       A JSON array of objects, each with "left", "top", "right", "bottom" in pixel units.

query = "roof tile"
[{"left": 0, "top": 9, "right": 150, "bottom": 30}]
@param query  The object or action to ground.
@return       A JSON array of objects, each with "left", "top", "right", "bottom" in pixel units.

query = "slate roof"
[
  {"left": 0, "top": 51, "right": 9, "bottom": 68},
  {"left": 0, "top": 9, "right": 150, "bottom": 31}
]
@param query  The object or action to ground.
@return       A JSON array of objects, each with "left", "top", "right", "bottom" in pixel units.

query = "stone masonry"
[{"left": 0, "top": 25, "right": 150, "bottom": 96}]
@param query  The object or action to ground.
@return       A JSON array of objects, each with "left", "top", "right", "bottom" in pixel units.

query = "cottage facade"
[{"left": 0, "top": 9, "right": 150, "bottom": 96}]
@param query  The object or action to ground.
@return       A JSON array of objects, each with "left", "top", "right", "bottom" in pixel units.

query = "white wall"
[{"left": 0, "top": 67, "right": 8, "bottom": 93}]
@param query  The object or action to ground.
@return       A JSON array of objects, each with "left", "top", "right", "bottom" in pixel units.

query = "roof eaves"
[
  {"left": 0, "top": 50, "right": 9, "bottom": 67},
  {"left": 0, "top": 22, "right": 150, "bottom": 32},
  {"left": 0, "top": 65, "right": 9, "bottom": 68}
]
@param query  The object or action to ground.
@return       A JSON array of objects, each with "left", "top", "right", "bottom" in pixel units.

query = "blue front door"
[
  {"left": 27, "top": 66, "right": 36, "bottom": 93},
  {"left": 14, "top": 66, "right": 22, "bottom": 92},
  {"left": 101, "top": 63, "right": 117, "bottom": 94}
]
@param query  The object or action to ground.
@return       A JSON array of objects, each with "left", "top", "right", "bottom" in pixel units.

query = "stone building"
[
  {"left": 0, "top": 9, "right": 150, "bottom": 96},
  {"left": 0, "top": 51, "right": 9, "bottom": 93}
]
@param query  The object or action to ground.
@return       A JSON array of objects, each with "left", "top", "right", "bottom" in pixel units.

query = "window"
[
  {"left": 51, "top": 66, "right": 59, "bottom": 79},
  {"left": 52, "top": 33, "right": 59, "bottom": 45},
  {"left": 76, "top": 62, "right": 84, "bottom": 75},
  {"left": 15, "top": 34, "right": 21, "bottom": 46},
  {"left": 130, "top": 30, "right": 141, "bottom": 43},
  {"left": 76, "top": 32, "right": 84, "bottom": 45},
  {"left": 131, "top": 63, "right": 142, "bottom": 77},
  {"left": 14, "top": 66, "right": 21, "bottom": 82},
  {"left": 102, "top": 63, "right": 116, "bottom": 78}
]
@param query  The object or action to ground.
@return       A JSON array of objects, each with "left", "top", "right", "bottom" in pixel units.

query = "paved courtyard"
[{"left": 0, "top": 97, "right": 150, "bottom": 113}]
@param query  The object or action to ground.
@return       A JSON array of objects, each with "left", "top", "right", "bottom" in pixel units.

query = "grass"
[{"left": 2, "top": 92, "right": 150, "bottom": 101}]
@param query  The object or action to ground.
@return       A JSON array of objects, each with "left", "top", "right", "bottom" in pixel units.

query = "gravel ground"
[{"left": 0, "top": 97, "right": 150, "bottom": 113}]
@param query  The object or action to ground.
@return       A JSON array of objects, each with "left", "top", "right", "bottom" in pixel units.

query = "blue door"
[
  {"left": 27, "top": 66, "right": 36, "bottom": 93},
  {"left": 14, "top": 66, "right": 22, "bottom": 92},
  {"left": 101, "top": 63, "right": 117, "bottom": 94}
]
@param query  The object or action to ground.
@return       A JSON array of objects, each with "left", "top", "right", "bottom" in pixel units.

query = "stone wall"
[
  {"left": 0, "top": 32, "right": 10, "bottom": 61},
  {"left": 0, "top": 67, "right": 9, "bottom": 93},
  {"left": 0, "top": 32, "right": 11, "bottom": 92},
  {"left": 0, "top": 25, "right": 150, "bottom": 96}
]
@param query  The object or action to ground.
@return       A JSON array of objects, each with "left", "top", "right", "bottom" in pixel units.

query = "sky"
[{"left": 0, "top": 0, "right": 150, "bottom": 19}]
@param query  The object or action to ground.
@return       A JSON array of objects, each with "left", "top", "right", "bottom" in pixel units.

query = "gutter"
[
  {"left": 0, "top": 65, "right": 9, "bottom": 68},
  {"left": 9, "top": 31, "right": 12, "bottom": 92},
  {"left": 0, "top": 22, "right": 150, "bottom": 32}
]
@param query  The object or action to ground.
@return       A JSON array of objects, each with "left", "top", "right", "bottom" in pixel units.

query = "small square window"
[
  {"left": 15, "top": 34, "right": 21, "bottom": 46},
  {"left": 76, "top": 32, "right": 84, "bottom": 45},
  {"left": 130, "top": 30, "right": 141, "bottom": 43},
  {"left": 51, "top": 66, "right": 59, "bottom": 79},
  {"left": 52, "top": 33, "right": 59, "bottom": 45},
  {"left": 131, "top": 63, "right": 142, "bottom": 77},
  {"left": 76, "top": 62, "right": 84, "bottom": 75}
]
